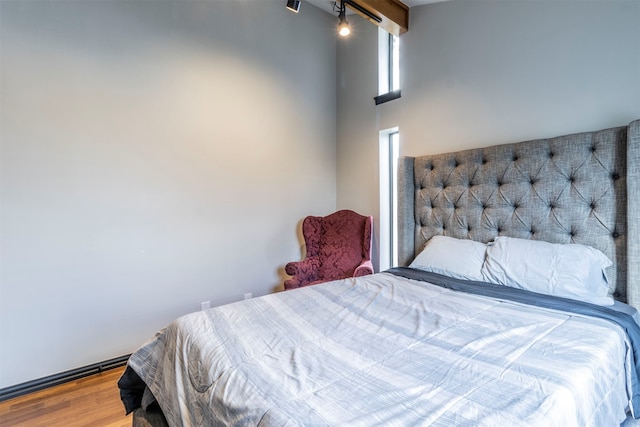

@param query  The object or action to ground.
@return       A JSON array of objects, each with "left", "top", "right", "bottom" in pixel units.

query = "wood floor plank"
[{"left": 0, "top": 366, "right": 132, "bottom": 427}]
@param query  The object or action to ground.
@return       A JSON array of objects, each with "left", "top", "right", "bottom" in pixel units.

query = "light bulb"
[{"left": 338, "top": 19, "right": 350, "bottom": 36}]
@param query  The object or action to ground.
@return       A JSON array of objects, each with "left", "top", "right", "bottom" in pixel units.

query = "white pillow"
[
  {"left": 409, "top": 236, "right": 486, "bottom": 281},
  {"left": 481, "top": 236, "right": 613, "bottom": 306}
]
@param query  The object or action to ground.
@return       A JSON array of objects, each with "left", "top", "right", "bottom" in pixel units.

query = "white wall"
[
  {"left": 0, "top": 0, "right": 337, "bottom": 388},
  {"left": 337, "top": 0, "right": 640, "bottom": 270}
]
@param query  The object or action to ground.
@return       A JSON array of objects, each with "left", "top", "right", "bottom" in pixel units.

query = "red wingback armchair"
[{"left": 284, "top": 210, "right": 374, "bottom": 290}]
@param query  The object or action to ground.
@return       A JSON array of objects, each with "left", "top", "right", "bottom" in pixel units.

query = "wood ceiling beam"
[{"left": 346, "top": 0, "right": 409, "bottom": 36}]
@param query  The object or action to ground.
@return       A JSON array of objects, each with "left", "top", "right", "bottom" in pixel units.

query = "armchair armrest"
[
  {"left": 284, "top": 256, "right": 321, "bottom": 289},
  {"left": 353, "top": 259, "right": 374, "bottom": 277}
]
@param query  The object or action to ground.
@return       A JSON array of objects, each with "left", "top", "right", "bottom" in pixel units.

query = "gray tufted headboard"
[{"left": 398, "top": 119, "right": 640, "bottom": 310}]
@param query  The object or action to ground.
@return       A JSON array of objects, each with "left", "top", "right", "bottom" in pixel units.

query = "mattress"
[{"left": 122, "top": 271, "right": 636, "bottom": 426}]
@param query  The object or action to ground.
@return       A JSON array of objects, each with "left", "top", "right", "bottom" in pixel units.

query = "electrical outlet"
[
  {"left": 244, "top": 293, "right": 252, "bottom": 300},
  {"left": 200, "top": 301, "right": 211, "bottom": 311}
]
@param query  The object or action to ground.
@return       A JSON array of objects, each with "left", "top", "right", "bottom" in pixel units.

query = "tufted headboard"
[{"left": 398, "top": 119, "right": 640, "bottom": 310}]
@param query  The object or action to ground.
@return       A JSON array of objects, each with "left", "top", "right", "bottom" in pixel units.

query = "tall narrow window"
[
  {"left": 389, "top": 33, "right": 400, "bottom": 92},
  {"left": 376, "top": 29, "right": 401, "bottom": 105},
  {"left": 379, "top": 129, "right": 399, "bottom": 270}
]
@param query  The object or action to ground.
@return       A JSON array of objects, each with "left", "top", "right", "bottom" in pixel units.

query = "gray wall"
[
  {"left": 0, "top": 1, "right": 337, "bottom": 388},
  {"left": 3, "top": 0, "right": 640, "bottom": 390},
  {"left": 337, "top": 17, "right": 381, "bottom": 267},
  {"left": 336, "top": 0, "right": 640, "bottom": 270}
]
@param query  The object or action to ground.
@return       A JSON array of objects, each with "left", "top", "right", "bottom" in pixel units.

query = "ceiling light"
[
  {"left": 338, "top": 18, "right": 351, "bottom": 36},
  {"left": 286, "top": 0, "right": 301, "bottom": 13},
  {"left": 338, "top": 1, "right": 351, "bottom": 37}
]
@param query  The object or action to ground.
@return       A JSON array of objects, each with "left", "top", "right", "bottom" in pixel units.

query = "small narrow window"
[
  {"left": 375, "top": 29, "right": 400, "bottom": 105},
  {"left": 389, "top": 33, "right": 400, "bottom": 92},
  {"left": 379, "top": 128, "right": 400, "bottom": 270}
]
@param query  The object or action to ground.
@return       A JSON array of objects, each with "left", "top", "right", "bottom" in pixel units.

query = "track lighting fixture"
[
  {"left": 337, "top": 0, "right": 351, "bottom": 37},
  {"left": 286, "top": 0, "right": 301, "bottom": 14},
  {"left": 287, "top": 0, "right": 396, "bottom": 38}
]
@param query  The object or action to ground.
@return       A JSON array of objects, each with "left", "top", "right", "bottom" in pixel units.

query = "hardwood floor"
[{"left": 0, "top": 366, "right": 131, "bottom": 427}]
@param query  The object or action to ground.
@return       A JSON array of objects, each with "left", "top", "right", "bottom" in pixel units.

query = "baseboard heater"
[{"left": 0, "top": 354, "right": 131, "bottom": 402}]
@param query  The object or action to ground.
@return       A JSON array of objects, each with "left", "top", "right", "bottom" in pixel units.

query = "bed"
[{"left": 119, "top": 119, "right": 640, "bottom": 426}]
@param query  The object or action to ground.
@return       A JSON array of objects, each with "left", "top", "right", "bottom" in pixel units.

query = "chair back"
[{"left": 306, "top": 210, "right": 372, "bottom": 281}]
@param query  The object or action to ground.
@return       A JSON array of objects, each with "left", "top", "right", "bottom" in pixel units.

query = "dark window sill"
[{"left": 374, "top": 90, "right": 401, "bottom": 105}]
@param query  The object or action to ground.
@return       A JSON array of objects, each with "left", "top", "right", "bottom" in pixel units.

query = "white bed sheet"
[{"left": 128, "top": 272, "right": 632, "bottom": 426}]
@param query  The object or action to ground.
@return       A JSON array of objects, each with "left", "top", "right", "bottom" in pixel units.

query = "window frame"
[
  {"left": 375, "top": 30, "right": 400, "bottom": 105},
  {"left": 379, "top": 128, "right": 399, "bottom": 270}
]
